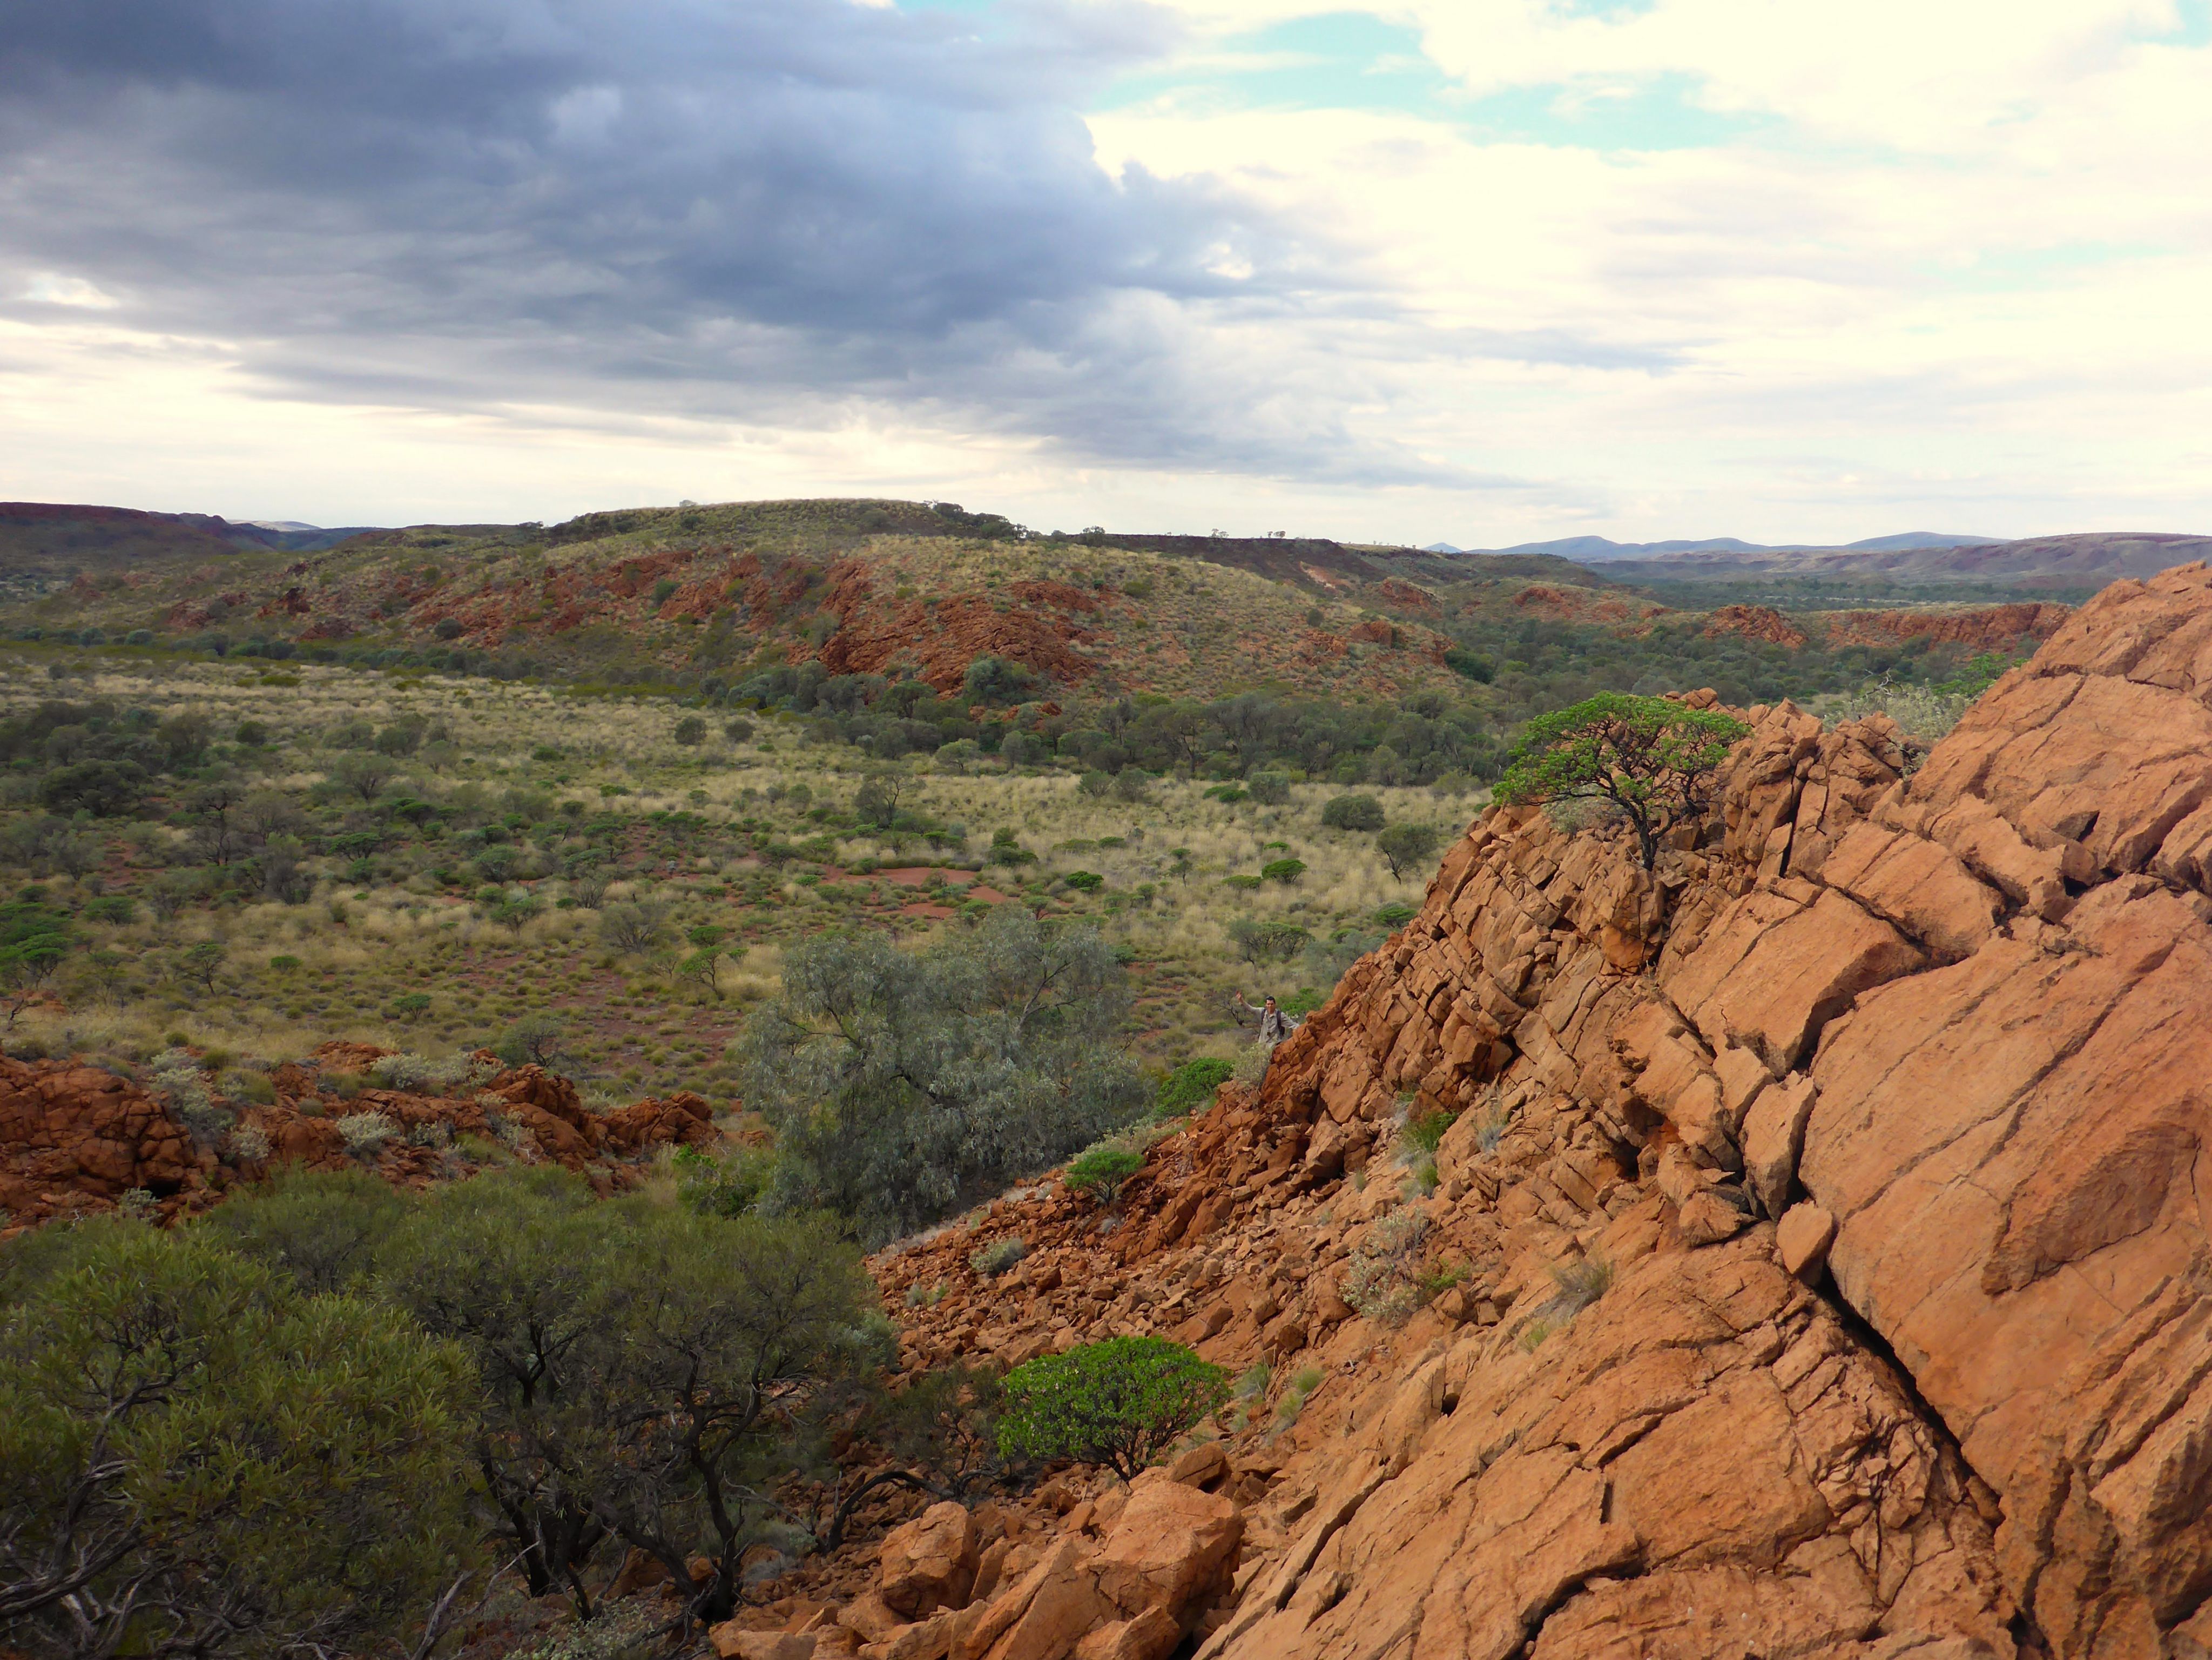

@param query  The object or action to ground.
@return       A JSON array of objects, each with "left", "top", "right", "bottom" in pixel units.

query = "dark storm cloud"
[{"left": 0, "top": 0, "right": 1638, "bottom": 484}]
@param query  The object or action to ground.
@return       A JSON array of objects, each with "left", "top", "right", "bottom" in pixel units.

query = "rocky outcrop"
[
  {"left": 0, "top": 1046, "right": 720, "bottom": 1231},
  {"left": 1819, "top": 600, "right": 2074, "bottom": 654},
  {"left": 854, "top": 563, "right": 2212, "bottom": 1659},
  {"left": 0, "top": 1059, "right": 202, "bottom": 1223},
  {"left": 1703, "top": 603, "right": 1810, "bottom": 647}
]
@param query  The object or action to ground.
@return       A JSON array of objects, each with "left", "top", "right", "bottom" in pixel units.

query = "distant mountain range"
[{"left": 1421, "top": 532, "right": 1995, "bottom": 559}]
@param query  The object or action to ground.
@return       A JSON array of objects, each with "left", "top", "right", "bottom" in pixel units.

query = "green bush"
[
  {"left": 1063, "top": 870, "right": 1103, "bottom": 892},
  {"left": 1321, "top": 793, "right": 1385, "bottom": 831},
  {"left": 1260, "top": 857, "right": 1306, "bottom": 885},
  {"left": 997, "top": 1337, "right": 1231, "bottom": 1480},
  {"left": 1373, "top": 903, "right": 1419, "bottom": 928},
  {"left": 674, "top": 1143, "right": 775, "bottom": 1219},
  {"left": 1063, "top": 1142, "right": 1143, "bottom": 1199},
  {"left": 1495, "top": 693, "right": 1748, "bottom": 869},
  {"left": 0, "top": 1221, "right": 478, "bottom": 1660},
  {"left": 1245, "top": 771, "right": 1291, "bottom": 805},
  {"left": 1156, "top": 1057, "right": 1234, "bottom": 1118},
  {"left": 736, "top": 906, "right": 1146, "bottom": 1245},
  {"left": 198, "top": 1167, "right": 408, "bottom": 1295},
  {"left": 377, "top": 1171, "right": 870, "bottom": 1622}
]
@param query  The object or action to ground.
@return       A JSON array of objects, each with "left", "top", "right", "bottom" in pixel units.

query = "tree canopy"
[
  {"left": 1494, "top": 693, "right": 1749, "bottom": 868},
  {"left": 735, "top": 906, "right": 1148, "bottom": 1245}
]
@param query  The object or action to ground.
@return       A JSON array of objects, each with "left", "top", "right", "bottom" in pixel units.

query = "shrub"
[
  {"left": 1078, "top": 771, "right": 1114, "bottom": 798},
  {"left": 997, "top": 1337, "right": 1231, "bottom": 1480},
  {"left": 82, "top": 895, "right": 136, "bottom": 925},
  {"left": 0, "top": 1222, "right": 477, "bottom": 1660},
  {"left": 1228, "top": 916, "right": 1310, "bottom": 964},
  {"left": 1373, "top": 902, "right": 1419, "bottom": 928},
  {"left": 969, "top": 1236, "right": 1027, "bottom": 1277},
  {"left": 598, "top": 899, "right": 673, "bottom": 955},
  {"left": 1230, "top": 1042, "right": 1270, "bottom": 1088},
  {"left": 1064, "top": 1142, "right": 1143, "bottom": 1199},
  {"left": 1155, "top": 1057, "right": 1234, "bottom": 1118},
  {"left": 1341, "top": 1207, "right": 1435, "bottom": 1327},
  {"left": 673, "top": 1143, "right": 774, "bottom": 1219},
  {"left": 197, "top": 1167, "right": 407, "bottom": 1295},
  {"left": 736, "top": 906, "right": 1146, "bottom": 1245},
  {"left": 1547, "top": 1256, "right": 1614, "bottom": 1317},
  {"left": 1321, "top": 793, "right": 1385, "bottom": 831},
  {"left": 1260, "top": 857, "right": 1306, "bottom": 885},
  {"left": 1063, "top": 870, "right": 1103, "bottom": 893},
  {"left": 1245, "top": 771, "right": 1290, "bottom": 805},
  {"left": 336, "top": 1110, "right": 398, "bottom": 1155},
  {"left": 1443, "top": 647, "right": 1495, "bottom": 683}
]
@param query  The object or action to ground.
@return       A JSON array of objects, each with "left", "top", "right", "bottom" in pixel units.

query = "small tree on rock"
[{"left": 1495, "top": 693, "right": 1748, "bottom": 869}]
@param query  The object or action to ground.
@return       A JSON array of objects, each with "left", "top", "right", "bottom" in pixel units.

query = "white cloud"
[
  {"left": 22, "top": 272, "right": 119, "bottom": 308},
  {"left": 0, "top": 0, "right": 2207, "bottom": 542}
]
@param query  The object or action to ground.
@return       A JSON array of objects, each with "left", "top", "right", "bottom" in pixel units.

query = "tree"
[
  {"left": 180, "top": 939, "right": 225, "bottom": 994},
  {"left": 597, "top": 899, "right": 672, "bottom": 956},
  {"left": 676, "top": 948, "right": 729, "bottom": 1001},
  {"left": 330, "top": 752, "right": 397, "bottom": 804},
  {"left": 996, "top": 1338, "right": 1230, "bottom": 1481},
  {"left": 38, "top": 760, "right": 146, "bottom": 818},
  {"left": 376, "top": 1174, "right": 871, "bottom": 1625},
  {"left": 1495, "top": 693, "right": 1749, "bottom": 869},
  {"left": 1228, "top": 917, "right": 1310, "bottom": 965},
  {"left": 496, "top": 1011, "right": 569, "bottom": 1068},
  {"left": 0, "top": 1222, "right": 478, "bottom": 1660},
  {"left": 197, "top": 1168, "right": 407, "bottom": 1296},
  {"left": 0, "top": 898, "right": 71, "bottom": 1030},
  {"left": 672, "top": 716, "right": 707, "bottom": 746},
  {"left": 735, "top": 906, "right": 1147, "bottom": 1245},
  {"left": 1321, "top": 793, "right": 1386, "bottom": 831},
  {"left": 1245, "top": 771, "right": 1290, "bottom": 805},
  {"left": 1376, "top": 822, "right": 1441, "bottom": 881},
  {"left": 854, "top": 771, "right": 907, "bottom": 829}
]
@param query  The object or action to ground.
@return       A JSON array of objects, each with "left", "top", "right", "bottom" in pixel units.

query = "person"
[{"left": 1232, "top": 991, "right": 1298, "bottom": 1048}]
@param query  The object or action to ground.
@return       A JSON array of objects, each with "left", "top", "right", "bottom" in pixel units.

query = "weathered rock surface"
[{"left": 847, "top": 563, "right": 2212, "bottom": 1659}]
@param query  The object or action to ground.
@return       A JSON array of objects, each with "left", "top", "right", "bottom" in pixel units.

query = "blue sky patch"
[{"left": 1094, "top": 10, "right": 1772, "bottom": 152}]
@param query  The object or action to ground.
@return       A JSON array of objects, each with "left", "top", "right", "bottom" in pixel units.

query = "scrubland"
[{"left": 0, "top": 649, "right": 1481, "bottom": 1101}]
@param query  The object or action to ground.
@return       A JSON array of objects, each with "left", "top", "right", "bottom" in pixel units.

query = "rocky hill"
[
  {"left": 710, "top": 560, "right": 2212, "bottom": 1659},
  {"left": 0, "top": 498, "right": 2082, "bottom": 716}
]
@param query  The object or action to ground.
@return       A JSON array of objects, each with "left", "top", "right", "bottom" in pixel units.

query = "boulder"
[
  {"left": 880, "top": 1502, "right": 979, "bottom": 1617},
  {"left": 1775, "top": 1202, "right": 1836, "bottom": 1282},
  {"left": 1092, "top": 1473, "right": 1243, "bottom": 1626}
]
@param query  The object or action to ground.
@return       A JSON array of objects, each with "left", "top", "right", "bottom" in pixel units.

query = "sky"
[{"left": 1, "top": 0, "right": 2208, "bottom": 545}]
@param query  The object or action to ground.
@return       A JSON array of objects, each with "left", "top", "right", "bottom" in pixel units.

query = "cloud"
[{"left": 0, "top": 0, "right": 1503, "bottom": 483}]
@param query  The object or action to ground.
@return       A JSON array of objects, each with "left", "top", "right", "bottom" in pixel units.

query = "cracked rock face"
[{"left": 807, "top": 563, "right": 2212, "bottom": 1660}]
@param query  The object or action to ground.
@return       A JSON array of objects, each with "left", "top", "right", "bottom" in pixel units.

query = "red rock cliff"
[{"left": 832, "top": 562, "right": 2212, "bottom": 1660}]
